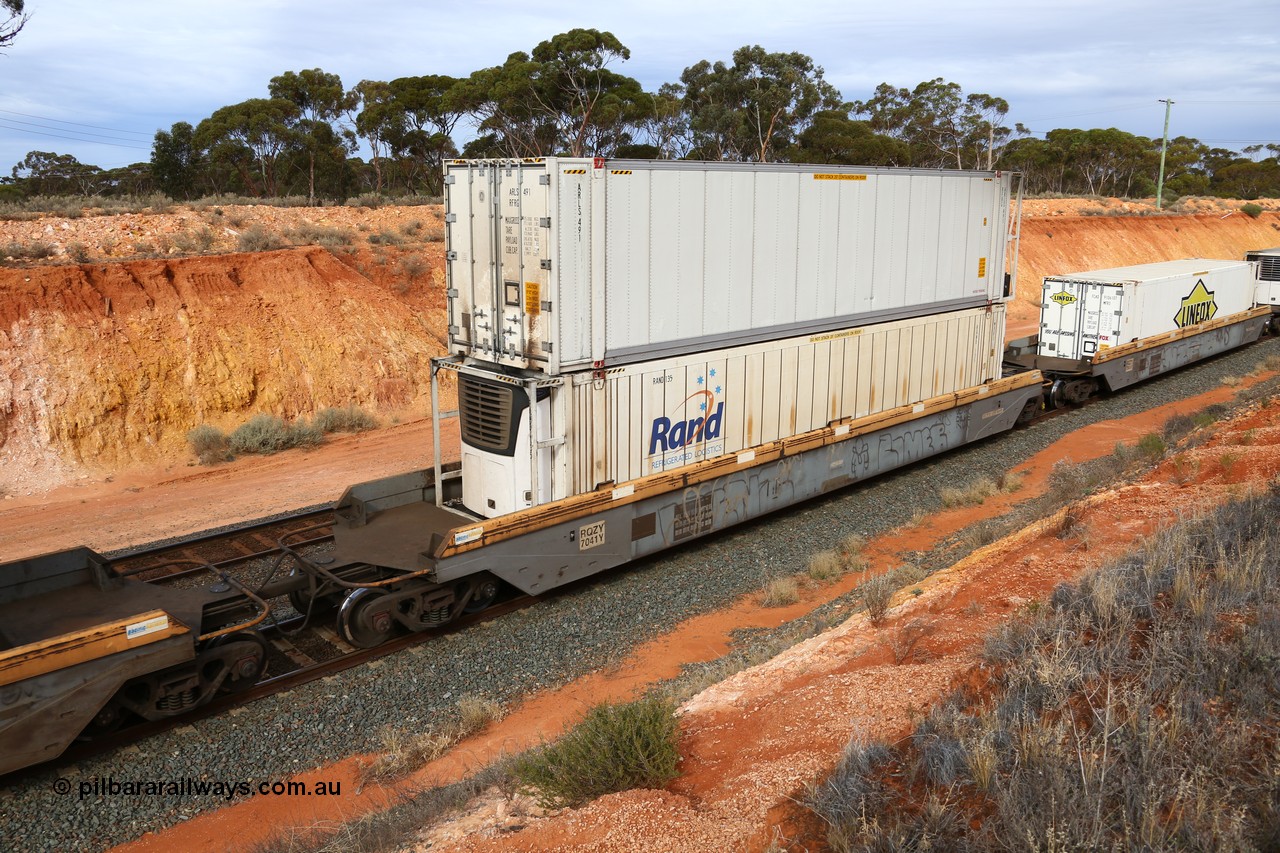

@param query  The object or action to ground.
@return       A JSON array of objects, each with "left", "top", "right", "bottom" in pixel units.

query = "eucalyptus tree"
[
  {"left": 462, "top": 29, "right": 650, "bottom": 158},
  {"left": 269, "top": 69, "right": 357, "bottom": 202},
  {"left": 387, "top": 74, "right": 466, "bottom": 194},
  {"left": 788, "top": 109, "right": 909, "bottom": 165},
  {"left": 852, "top": 78, "right": 1012, "bottom": 169},
  {"left": 680, "top": 46, "right": 841, "bottom": 162},
  {"left": 151, "top": 121, "right": 203, "bottom": 199},
  {"left": 1, "top": 0, "right": 26, "bottom": 50},
  {"left": 352, "top": 79, "right": 397, "bottom": 192},
  {"left": 194, "top": 98, "right": 300, "bottom": 197}
]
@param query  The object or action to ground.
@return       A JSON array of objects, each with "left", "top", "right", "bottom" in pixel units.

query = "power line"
[
  {"left": 0, "top": 120, "right": 152, "bottom": 151},
  {"left": 0, "top": 107, "right": 152, "bottom": 137},
  {"left": 0, "top": 114, "right": 152, "bottom": 144}
]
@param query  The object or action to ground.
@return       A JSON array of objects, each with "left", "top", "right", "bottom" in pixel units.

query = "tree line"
[{"left": 3, "top": 29, "right": 1278, "bottom": 202}]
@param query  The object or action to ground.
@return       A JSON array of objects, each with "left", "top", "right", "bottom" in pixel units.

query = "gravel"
[{"left": 7, "top": 336, "right": 1280, "bottom": 851}]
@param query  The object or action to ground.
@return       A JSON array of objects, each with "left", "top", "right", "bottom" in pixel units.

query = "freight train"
[{"left": 1, "top": 159, "right": 1277, "bottom": 777}]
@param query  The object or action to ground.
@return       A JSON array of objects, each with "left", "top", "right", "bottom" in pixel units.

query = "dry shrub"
[
  {"left": 187, "top": 424, "right": 231, "bottom": 464},
  {"left": 939, "top": 476, "right": 998, "bottom": 508},
  {"left": 362, "top": 695, "right": 502, "bottom": 783},
  {"left": 512, "top": 697, "right": 680, "bottom": 809},
  {"left": 807, "top": 550, "right": 844, "bottom": 582},
  {"left": 860, "top": 573, "right": 898, "bottom": 624},
  {"left": 762, "top": 576, "right": 800, "bottom": 607}
]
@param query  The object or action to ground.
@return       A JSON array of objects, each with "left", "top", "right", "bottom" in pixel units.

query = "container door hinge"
[
  {"left": 448, "top": 325, "right": 460, "bottom": 336},
  {"left": 539, "top": 217, "right": 551, "bottom": 228},
  {"left": 541, "top": 300, "right": 553, "bottom": 313},
  {"left": 539, "top": 175, "right": 550, "bottom": 185},
  {"left": 444, "top": 213, "right": 457, "bottom": 223},
  {"left": 444, "top": 174, "right": 456, "bottom": 185},
  {"left": 446, "top": 250, "right": 458, "bottom": 261},
  {"left": 541, "top": 341, "right": 554, "bottom": 353},
  {"left": 540, "top": 259, "right": 552, "bottom": 270},
  {"left": 446, "top": 288, "right": 459, "bottom": 298}
]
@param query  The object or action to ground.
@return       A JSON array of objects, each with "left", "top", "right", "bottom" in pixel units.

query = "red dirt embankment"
[
  {"left": 1, "top": 201, "right": 1277, "bottom": 496},
  {"left": 0, "top": 246, "right": 451, "bottom": 495}
]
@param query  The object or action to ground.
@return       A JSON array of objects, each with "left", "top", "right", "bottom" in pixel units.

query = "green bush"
[
  {"left": 283, "top": 223, "right": 357, "bottom": 248},
  {"left": 313, "top": 405, "right": 378, "bottom": 434},
  {"left": 187, "top": 424, "right": 231, "bottom": 464},
  {"left": 229, "top": 414, "right": 322, "bottom": 454},
  {"left": 1241, "top": 202, "right": 1264, "bottom": 218},
  {"left": 512, "top": 697, "right": 681, "bottom": 809},
  {"left": 235, "top": 224, "right": 287, "bottom": 252}
]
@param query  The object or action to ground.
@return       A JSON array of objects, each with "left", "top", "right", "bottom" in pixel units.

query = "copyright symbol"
[{"left": 53, "top": 778, "right": 71, "bottom": 795}]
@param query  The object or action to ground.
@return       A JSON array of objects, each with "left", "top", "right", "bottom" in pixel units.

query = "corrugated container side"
[
  {"left": 1038, "top": 260, "right": 1256, "bottom": 360},
  {"left": 567, "top": 304, "right": 1005, "bottom": 493},
  {"left": 446, "top": 159, "right": 1014, "bottom": 375}
]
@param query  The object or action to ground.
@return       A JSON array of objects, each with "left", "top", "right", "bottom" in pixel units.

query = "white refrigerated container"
[
  {"left": 445, "top": 158, "right": 1015, "bottom": 375},
  {"left": 1037, "top": 259, "right": 1257, "bottom": 361},
  {"left": 455, "top": 302, "right": 1007, "bottom": 516}
]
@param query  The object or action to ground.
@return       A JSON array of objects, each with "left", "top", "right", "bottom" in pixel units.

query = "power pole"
[{"left": 1156, "top": 98, "right": 1174, "bottom": 209}]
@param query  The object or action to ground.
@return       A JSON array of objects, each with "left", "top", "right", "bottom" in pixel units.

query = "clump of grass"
[
  {"left": 1241, "top": 202, "right": 1263, "bottom": 218},
  {"left": 840, "top": 534, "right": 868, "bottom": 573},
  {"left": 2, "top": 239, "right": 56, "bottom": 260},
  {"left": 172, "top": 226, "right": 217, "bottom": 254},
  {"left": 345, "top": 192, "right": 386, "bottom": 209},
  {"left": 362, "top": 695, "right": 502, "bottom": 783},
  {"left": 512, "top": 696, "right": 681, "bottom": 809},
  {"left": 397, "top": 252, "right": 430, "bottom": 281},
  {"left": 313, "top": 405, "right": 378, "bottom": 434},
  {"left": 762, "top": 575, "right": 800, "bottom": 607},
  {"left": 235, "top": 224, "right": 287, "bottom": 252},
  {"left": 228, "top": 413, "right": 322, "bottom": 454},
  {"left": 283, "top": 222, "right": 357, "bottom": 248},
  {"left": 1136, "top": 432, "right": 1167, "bottom": 459},
  {"left": 66, "top": 241, "right": 90, "bottom": 263},
  {"left": 939, "top": 476, "right": 998, "bottom": 508},
  {"left": 1220, "top": 374, "right": 1244, "bottom": 388},
  {"left": 368, "top": 227, "right": 406, "bottom": 246},
  {"left": 807, "top": 550, "right": 844, "bottom": 582},
  {"left": 187, "top": 424, "right": 231, "bottom": 464}
]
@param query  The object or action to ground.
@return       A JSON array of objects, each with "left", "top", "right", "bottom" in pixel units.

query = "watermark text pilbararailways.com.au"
[{"left": 53, "top": 775, "right": 341, "bottom": 801}]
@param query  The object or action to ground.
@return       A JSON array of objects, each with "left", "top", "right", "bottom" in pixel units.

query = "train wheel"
[
  {"left": 462, "top": 575, "right": 500, "bottom": 614},
  {"left": 287, "top": 568, "right": 336, "bottom": 619},
  {"left": 78, "top": 700, "right": 126, "bottom": 739},
  {"left": 338, "top": 588, "right": 398, "bottom": 648},
  {"left": 211, "top": 631, "right": 268, "bottom": 693}
]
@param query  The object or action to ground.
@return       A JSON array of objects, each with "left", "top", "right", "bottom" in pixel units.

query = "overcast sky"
[{"left": 1, "top": 0, "right": 1276, "bottom": 174}]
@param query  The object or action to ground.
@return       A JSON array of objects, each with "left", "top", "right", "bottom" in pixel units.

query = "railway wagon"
[
  {"left": 1007, "top": 258, "right": 1275, "bottom": 406},
  {"left": 322, "top": 158, "right": 1036, "bottom": 639}
]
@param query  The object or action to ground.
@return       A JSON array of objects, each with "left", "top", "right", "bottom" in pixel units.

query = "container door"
[
  {"left": 493, "top": 163, "right": 553, "bottom": 371},
  {"left": 449, "top": 164, "right": 501, "bottom": 361},
  {"left": 1039, "top": 278, "right": 1085, "bottom": 358},
  {"left": 1088, "top": 284, "right": 1124, "bottom": 354}
]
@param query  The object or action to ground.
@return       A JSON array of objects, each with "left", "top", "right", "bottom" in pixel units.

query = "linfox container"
[
  {"left": 444, "top": 158, "right": 1015, "bottom": 374},
  {"left": 454, "top": 302, "right": 1007, "bottom": 518},
  {"left": 1037, "top": 259, "right": 1258, "bottom": 362}
]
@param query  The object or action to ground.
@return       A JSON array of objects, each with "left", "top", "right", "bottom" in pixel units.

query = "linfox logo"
[
  {"left": 649, "top": 387, "right": 725, "bottom": 455},
  {"left": 1175, "top": 279, "right": 1217, "bottom": 328},
  {"left": 1050, "top": 290, "right": 1077, "bottom": 307}
]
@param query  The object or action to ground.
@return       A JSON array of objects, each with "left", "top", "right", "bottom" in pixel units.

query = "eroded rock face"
[{"left": 0, "top": 247, "right": 447, "bottom": 490}]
